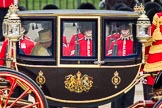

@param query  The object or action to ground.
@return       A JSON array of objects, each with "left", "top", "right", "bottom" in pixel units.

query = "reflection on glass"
[
  {"left": 62, "top": 21, "right": 96, "bottom": 57},
  {"left": 138, "top": 25, "right": 151, "bottom": 37},
  {"left": 106, "top": 23, "right": 134, "bottom": 56},
  {"left": 8, "top": 24, "right": 20, "bottom": 37}
]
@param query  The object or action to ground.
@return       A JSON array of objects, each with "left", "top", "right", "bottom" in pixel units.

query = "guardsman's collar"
[
  {"left": 84, "top": 36, "right": 92, "bottom": 40},
  {"left": 120, "top": 35, "right": 131, "bottom": 40}
]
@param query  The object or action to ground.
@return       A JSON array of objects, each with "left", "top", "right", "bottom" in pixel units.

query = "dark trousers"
[
  {"left": 0, "top": 8, "right": 8, "bottom": 41},
  {"left": 143, "top": 84, "right": 153, "bottom": 100},
  {"left": 111, "top": 87, "right": 135, "bottom": 108}
]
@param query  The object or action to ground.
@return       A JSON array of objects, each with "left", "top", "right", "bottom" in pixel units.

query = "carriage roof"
[{"left": 18, "top": 9, "right": 139, "bottom": 18}]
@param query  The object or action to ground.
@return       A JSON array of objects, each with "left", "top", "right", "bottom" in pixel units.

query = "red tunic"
[
  {"left": 19, "top": 36, "right": 35, "bottom": 55},
  {"left": 140, "top": 65, "right": 155, "bottom": 85},
  {"left": 105, "top": 33, "right": 120, "bottom": 55},
  {"left": 144, "top": 12, "right": 162, "bottom": 72},
  {"left": 0, "top": 0, "right": 14, "bottom": 8},
  {"left": 0, "top": 39, "right": 8, "bottom": 66},
  {"left": 107, "top": 36, "right": 133, "bottom": 56},
  {"left": 117, "top": 38, "right": 133, "bottom": 56},
  {"left": 69, "top": 33, "right": 93, "bottom": 56},
  {"left": 62, "top": 36, "right": 70, "bottom": 56}
]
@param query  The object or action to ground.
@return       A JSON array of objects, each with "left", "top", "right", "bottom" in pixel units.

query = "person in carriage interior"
[
  {"left": 105, "top": 24, "right": 120, "bottom": 56},
  {"left": 106, "top": 1, "right": 133, "bottom": 57},
  {"left": 31, "top": 29, "right": 52, "bottom": 56},
  {"left": 68, "top": 2, "right": 96, "bottom": 57},
  {"left": 106, "top": 24, "right": 133, "bottom": 56},
  {"left": 68, "top": 22, "right": 94, "bottom": 57}
]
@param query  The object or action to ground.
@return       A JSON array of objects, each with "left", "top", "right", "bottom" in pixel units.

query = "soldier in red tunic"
[
  {"left": 69, "top": 22, "right": 93, "bottom": 57},
  {"left": 106, "top": 29, "right": 120, "bottom": 56},
  {"left": 107, "top": 24, "right": 133, "bottom": 56}
]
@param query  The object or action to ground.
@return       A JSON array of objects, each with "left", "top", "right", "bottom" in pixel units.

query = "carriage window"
[
  {"left": 18, "top": 20, "right": 54, "bottom": 57},
  {"left": 60, "top": 19, "right": 98, "bottom": 60},
  {"left": 105, "top": 21, "right": 136, "bottom": 57}
]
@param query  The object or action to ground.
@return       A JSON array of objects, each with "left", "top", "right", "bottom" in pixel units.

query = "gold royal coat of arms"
[{"left": 64, "top": 71, "right": 93, "bottom": 93}]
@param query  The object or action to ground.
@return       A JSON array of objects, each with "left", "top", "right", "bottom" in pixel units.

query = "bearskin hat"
[
  {"left": 111, "top": 1, "right": 133, "bottom": 11},
  {"left": 111, "top": 2, "right": 127, "bottom": 10},
  {"left": 43, "top": 4, "right": 59, "bottom": 10},
  {"left": 144, "top": 2, "right": 162, "bottom": 14},
  {"left": 119, "top": 24, "right": 130, "bottom": 30},
  {"left": 77, "top": 2, "right": 96, "bottom": 9},
  {"left": 118, "top": 6, "right": 133, "bottom": 11},
  {"left": 78, "top": 22, "right": 93, "bottom": 33},
  {"left": 144, "top": 2, "right": 162, "bottom": 22}
]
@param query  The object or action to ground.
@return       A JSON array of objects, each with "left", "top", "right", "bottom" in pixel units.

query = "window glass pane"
[
  {"left": 105, "top": 22, "right": 135, "bottom": 57},
  {"left": 19, "top": 20, "right": 53, "bottom": 57},
  {"left": 61, "top": 19, "right": 97, "bottom": 59}
]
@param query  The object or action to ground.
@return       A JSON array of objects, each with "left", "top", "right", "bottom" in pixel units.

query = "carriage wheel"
[
  {"left": 0, "top": 68, "right": 48, "bottom": 108},
  {"left": 153, "top": 99, "right": 162, "bottom": 108}
]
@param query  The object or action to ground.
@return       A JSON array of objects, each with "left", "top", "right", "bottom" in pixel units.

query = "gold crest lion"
[{"left": 64, "top": 71, "right": 93, "bottom": 93}]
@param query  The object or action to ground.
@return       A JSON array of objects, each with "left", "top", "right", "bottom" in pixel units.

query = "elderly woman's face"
[
  {"left": 84, "top": 30, "right": 92, "bottom": 37},
  {"left": 41, "top": 41, "right": 52, "bottom": 48}
]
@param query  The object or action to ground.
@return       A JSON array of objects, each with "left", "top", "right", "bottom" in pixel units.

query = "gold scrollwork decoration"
[
  {"left": 112, "top": 71, "right": 121, "bottom": 88},
  {"left": 36, "top": 71, "right": 46, "bottom": 88},
  {"left": 64, "top": 71, "right": 93, "bottom": 93}
]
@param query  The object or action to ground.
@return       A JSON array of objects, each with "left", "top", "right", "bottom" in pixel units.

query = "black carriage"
[{"left": 0, "top": 4, "right": 161, "bottom": 108}]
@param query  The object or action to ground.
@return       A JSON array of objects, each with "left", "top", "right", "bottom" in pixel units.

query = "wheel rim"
[{"left": 0, "top": 71, "right": 47, "bottom": 108}]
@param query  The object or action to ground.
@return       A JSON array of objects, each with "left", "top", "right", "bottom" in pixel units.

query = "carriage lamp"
[
  {"left": 2, "top": 4, "right": 22, "bottom": 68},
  {"left": 6, "top": 4, "right": 22, "bottom": 42},
  {"left": 135, "top": 4, "right": 151, "bottom": 63}
]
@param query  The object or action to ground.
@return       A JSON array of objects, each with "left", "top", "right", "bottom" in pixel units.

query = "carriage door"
[{"left": 58, "top": 16, "right": 100, "bottom": 67}]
